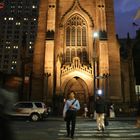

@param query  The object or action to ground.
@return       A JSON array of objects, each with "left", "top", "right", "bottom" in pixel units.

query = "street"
[{"left": 10, "top": 118, "right": 140, "bottom": 140}]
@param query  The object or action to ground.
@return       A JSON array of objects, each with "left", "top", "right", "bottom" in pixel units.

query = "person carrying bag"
[
  {"left": 63, "top": 91, "right": 80, "bottom": 139},
  {"left": 64, "top": 99, "right": 77, "bottom": 121},
  {"left": 95, "top": 95, "right": 106, "bottom": 131}
]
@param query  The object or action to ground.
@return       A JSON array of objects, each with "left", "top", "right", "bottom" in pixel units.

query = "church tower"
[{"left": 32, "top": 0, "right": 122, "bottom": 106}]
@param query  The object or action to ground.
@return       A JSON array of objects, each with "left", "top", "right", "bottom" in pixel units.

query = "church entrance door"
[{"left": 64, "top": 77, "right": 89, "bottom": 115}]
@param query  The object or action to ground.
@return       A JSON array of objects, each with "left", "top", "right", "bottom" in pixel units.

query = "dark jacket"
[{"left": 95, "top": 98, "right": 106, "bottom": 113}]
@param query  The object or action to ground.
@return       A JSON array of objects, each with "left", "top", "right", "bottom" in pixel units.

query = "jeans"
[{"left": 66, "top": 110, "right": 76, "bottom": 137}]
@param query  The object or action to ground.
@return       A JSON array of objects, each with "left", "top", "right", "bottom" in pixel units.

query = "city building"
[
  {"left": 132, "top": 29, "right": 140, "bottom": 101},
  {"left": 31, "top": 0, "right": 133, "bottom": 109},
  {"left": 0, "top": 0, "right": 137, "bottom": 111},
  {"left": 133, "top": 29, "right": 140, "bottom": 85},
  {"left": 0, "top": 0, "right": 39, "bottom": 74},
  {"left": 118, "top": 33, "right": 136, "bottom": 103}
]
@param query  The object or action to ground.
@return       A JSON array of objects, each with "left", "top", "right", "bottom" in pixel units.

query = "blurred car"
[{"left": 9, "top": 101, "right": 48, "bottom": 121}]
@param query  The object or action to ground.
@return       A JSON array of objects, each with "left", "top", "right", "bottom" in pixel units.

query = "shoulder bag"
[{"left": 64, "top": 99, "right": 77, "bottom": 121}]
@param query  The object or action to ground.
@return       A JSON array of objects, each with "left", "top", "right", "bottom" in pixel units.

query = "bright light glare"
[
  {"left": 93, "top": 32, "right": 99, "bottom": 38},
  {"left": 97, "top": 89, "right": 102, "bottom": 95}
]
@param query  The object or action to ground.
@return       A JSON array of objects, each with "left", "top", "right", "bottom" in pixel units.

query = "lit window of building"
[
  {"left": 11, "top": 66, "right": 14, "bottom": 70},
  {"left": 6, "top": 41, "right": 11, "bottom": 44},
  {"left": 24, "top": 18, "right": 28, "bottom": 21},
  {"left": 16, "top": 22, "right": 21, "bottom": 25},
  {"left": 11, "top": 6, "right": 15, "bottom": 8},
  {"left": 5, "top": 46, "right": 9, "bottom": 49},
  {"left": 12, "top": 61, "right": 17, "bottom": 64},
  {"left": 18, "top": 6, "right": 22, "bottom": 9},
  {"left": 13, "top": 46, "right": 19, "bottom": 49},
  {"left": 9, "top": 17, "right": 14, "bottom": 20}
]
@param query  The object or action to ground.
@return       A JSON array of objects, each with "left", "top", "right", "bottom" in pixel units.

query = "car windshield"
[
  {"left": 15, "top": 103, "right": 33, "bottom": 108},
  {"left": 34, "top": 103, "right": 42, "bottom": 108}
]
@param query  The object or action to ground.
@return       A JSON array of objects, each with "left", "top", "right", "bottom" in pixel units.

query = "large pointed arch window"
[
  {"left": 71, "top": 27, "right": 76, "bottom": 46},
  {"left": 66, "top": 27, "right": 70, "bottom": 46},
  {"left": 65, "top": 14, "right": 88, "bottom": 63},
  {"left": 77, "top": 27, "right": 81, "bottom": 46},
  {"left": 66, "top": 49, "right": 70, "bottom": 62},
  {"left": 82, "top": 26, "right": 87, "bottom": 46}
]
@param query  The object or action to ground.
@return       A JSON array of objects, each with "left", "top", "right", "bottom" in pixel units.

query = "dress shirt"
[{"left": 63, "top": 99, "right": 80, "bottom": 117}]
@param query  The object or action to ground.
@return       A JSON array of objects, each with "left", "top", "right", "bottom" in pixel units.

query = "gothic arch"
[
  {"left": 64, "top": 13, "right": 89, "bottom": 63},
  {"left": 63, "top": 77, "right": 89, "bottom": 103},
  {"left": 59, "top": 0, "right": 95, "bottom": 64},
  {"left": 60, "top": 0, "right": 94, "bottom": 27}
]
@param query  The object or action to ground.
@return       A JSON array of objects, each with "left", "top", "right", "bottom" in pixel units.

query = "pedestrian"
[
  {"left": 84, "top": 104, "right": 88, "bottom": 118},
  {"left": 63, "top": 91, "right": 80, "bottom": 139},
  {"left": 136, "top": 98, "right": 140, "bottom": 128},
  {"left": 109, "top": 104, "right": 115, "bottom": 118},
  {"left": 47, "top": 107, "right": 52, "bottom": 116},
  {"left": 95, "top": 95, "right": 106, "bottom": 131},
  {"left": 0, "top": 88, "right": 16, "bottom": 140}
]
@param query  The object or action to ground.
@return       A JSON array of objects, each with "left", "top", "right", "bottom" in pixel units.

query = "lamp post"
[
  {"left": 44, "top": 73, "right": 51, "bottom": 103},
  {"left": 102, "top": 73, "right": 110, "bottom": 101},
  {"left": 93, "top": 32, "right": 99, "bottom": 102}
]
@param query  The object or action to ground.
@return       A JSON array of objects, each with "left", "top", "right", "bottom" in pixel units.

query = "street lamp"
[
  {"left": 97, "top": 89, "right": 103, "bottom": 96},
  {"left": 93, "top": 32, "right": 99, "bottom": 38},
  {"left": 93, "top": 32, "right": 99, "bottom": 102}
]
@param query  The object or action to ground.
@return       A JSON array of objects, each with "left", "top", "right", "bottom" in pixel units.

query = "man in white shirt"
[{"left": 63, "top": 91, "right": 80, "bottom": 139}]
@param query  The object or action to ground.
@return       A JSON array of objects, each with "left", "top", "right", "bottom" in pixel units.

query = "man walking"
[
  {"left": 95, "top": 95, "right": 106, "bottom": 131},
  {"left": 63, "top": 91, "right": 80, "bottom": 139}
]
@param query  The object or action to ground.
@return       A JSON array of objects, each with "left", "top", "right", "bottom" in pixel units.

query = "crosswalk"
[{"left": 57, "top": 120, "right": 140, "bottom": 140}]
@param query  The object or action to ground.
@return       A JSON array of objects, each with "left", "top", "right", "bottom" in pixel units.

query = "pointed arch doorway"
[{"left": 64, "top": 77, "right": 89, "bottom": 115}]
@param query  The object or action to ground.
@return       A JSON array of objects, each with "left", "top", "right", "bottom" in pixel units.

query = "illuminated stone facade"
[{"left": 32, "top": 0, "right": 124, "bottom": 105}]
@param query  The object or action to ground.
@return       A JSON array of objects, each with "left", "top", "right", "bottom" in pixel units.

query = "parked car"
[{"left": 9, "top": 101, "right": 48, "bottom": 121}]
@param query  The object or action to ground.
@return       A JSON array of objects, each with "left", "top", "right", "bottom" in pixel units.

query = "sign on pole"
[{"left": 135, "top": 85, "right": 140, "bottom": 95}]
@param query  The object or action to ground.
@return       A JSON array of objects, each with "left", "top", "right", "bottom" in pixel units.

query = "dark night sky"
[{"left": 114, "top": 0, "right": 140, "bottom": 38}]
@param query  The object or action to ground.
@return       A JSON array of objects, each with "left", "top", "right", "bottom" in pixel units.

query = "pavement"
[{"left": 12, "top": 116, "right": 139, "bottom": 140}]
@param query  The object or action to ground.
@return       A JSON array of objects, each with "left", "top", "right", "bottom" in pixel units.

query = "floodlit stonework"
[{"left": 31, "top": 0, "right": 134, "bottom": 107}]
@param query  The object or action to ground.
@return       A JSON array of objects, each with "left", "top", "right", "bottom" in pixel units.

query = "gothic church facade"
[{"left": 32, "top": 0, "right": 125, "bottom": 106}]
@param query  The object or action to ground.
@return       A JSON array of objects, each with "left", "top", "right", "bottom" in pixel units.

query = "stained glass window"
[
  {"left": 65, "top": 14, "right": 88, "bottom": 63},
  {"left": 66, "top": 27, "right": 70, "bottom": 46}
]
